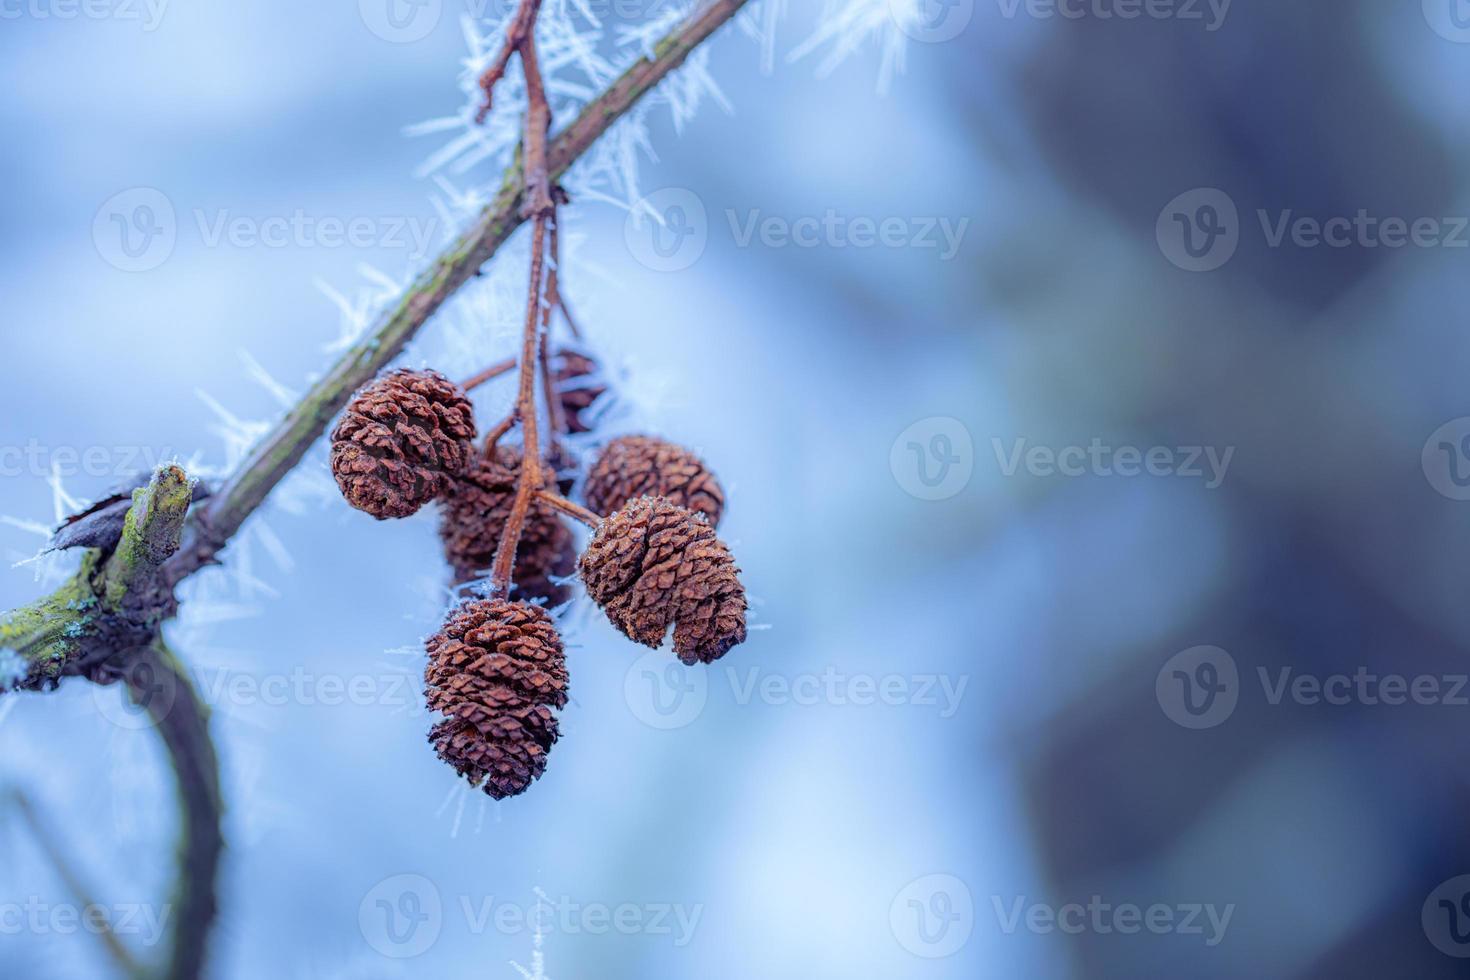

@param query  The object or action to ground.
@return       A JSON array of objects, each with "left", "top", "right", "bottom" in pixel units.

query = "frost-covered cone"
[
  {"left": 424, "top": 599, "right": 569, "bottom": 799},
  {"left": 579, "top": 496, "right": 747, "bottom": 665},
  {"left": 585, "top": 435, "right": 725, "bottom": 526},
  {"left": 440, "top": 445, "right": 574, "bottom": 604},
  {"left": 553, "top": 349, "right": 607, "bottom": 434},
  {"left": 330, "top": 369, "right": 476, "bottom": 519}
]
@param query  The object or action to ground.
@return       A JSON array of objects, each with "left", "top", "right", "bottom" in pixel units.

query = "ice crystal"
[
  {"left": 510, "top": 887, "right": 554, "bottom": 980},
  {"left": 790, "top": 0, "right": 917, "bottom": 95}
]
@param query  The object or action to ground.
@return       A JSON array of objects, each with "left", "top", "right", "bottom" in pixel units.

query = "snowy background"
[{"left": 4, "top": 1, "right": 1470, "bottom": 977}]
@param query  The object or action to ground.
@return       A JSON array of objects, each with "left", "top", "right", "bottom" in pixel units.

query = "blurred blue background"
[{"left": 4, "top": 1, "right": 1470, "bottom": 977}]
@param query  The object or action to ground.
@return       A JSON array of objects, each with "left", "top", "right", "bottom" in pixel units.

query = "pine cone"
[
  {"left": 579, "top": 496, "right": 747, "bottom": 665},
  {"left": 553, "top": 349, "right": 607, "bottom": 434},
  {"left": 425, "top": 599, "right": 569, "bottom": 799},
  {"left": 440, "top": 446, "right": 575, "bottom": 605},
  {"left": 585, "top": 435, "right": 725, "bottom": 526},
  {"left": 330, "top": 369, "right": 476, "bottom": 519}
]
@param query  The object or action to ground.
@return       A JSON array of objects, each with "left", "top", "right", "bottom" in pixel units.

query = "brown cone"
[
  {"left": 330, "top": 369, "right": 476, "bottom": 519},
  {"left": 440, "top": 446, "right": 575, "bottom": 605},
  {"left": 553, "top": 349, "right": 607, "bottom": 434},
  {"left": 579, "top": 496, "right": 747, "bottom": 665},
  {"left": 425, "top": 599, "right": 569, "bottom": 799},
  {"left": 585, "top": 435, "right": 725, "bottom": 526}
]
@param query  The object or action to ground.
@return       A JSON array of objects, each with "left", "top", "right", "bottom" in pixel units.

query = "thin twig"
[
  {"left": 488, "top": 215, "right": 550, "bottom": 599},
  {"left": 546, "top": 215, "right": 583, "bottom": 341},
  {"left": 483, "top": 410, "right": 519, "bottom": 454},
  {"left": 475, "top": 0, "right": 545, "bottom": 125},
  {"left": 536, "top": 490, "right": 600, "bottom": 528},
  {"left": 460, "top": 357, "right": 516, "bottom": 393}
]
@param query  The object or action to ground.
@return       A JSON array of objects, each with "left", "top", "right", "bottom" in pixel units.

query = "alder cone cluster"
[
  {"left": 553, "top": 349, "right": 606, "bottom": 434},
  {"left": 330, "top": 369, "right": 477, "bottom": 519},
  {"left": 439, "top": 445, "right": 574, "bottom": 604},
  {"left": 585, "top": 435, "right": 725, "bottom": 526},
  {"left": 579, "top": 495, "right": 746, "bottom": 665},
  {"left": 424, "top": 599, "right": 569, "bottom": 799}
]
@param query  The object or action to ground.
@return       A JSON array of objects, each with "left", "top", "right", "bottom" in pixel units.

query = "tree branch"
[
  {"left": 125, "top": 639, "right": 222, "bottom": 980},
  {"left": 163, "top": 0, "right": 751, "bottom": 586}
]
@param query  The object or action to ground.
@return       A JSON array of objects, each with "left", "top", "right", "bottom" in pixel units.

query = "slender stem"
[
  {"left": 540, "top": 216, "right": 568, "bottom": 438},
  {"left": 475, "top": 0, "right": 545, "bottom": 125},
  {"left": 127, "top": 640, "right": 222, "bottom": 980},
  {"left": 162, "top": 0, "right": 750, "bottom": 586},
  {"left": 536, "top": 490, "right": 600, "bottom": 528},
  {"left": 545, "top": 216, "right": 582, "bottom": 340},
  {"left": 488, "top": 215, "right": 550, "bottom": 599},
  {"left": 482, "top": 410, "right": 519, "bottom": 454},
  {"left": 460, "top": 357, "right": 516, "bottom": 393}
]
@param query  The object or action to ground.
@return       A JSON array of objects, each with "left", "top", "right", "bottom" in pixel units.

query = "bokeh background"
[{"left": 4, "top": 1, "right": 1470, "bottom": 977}]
